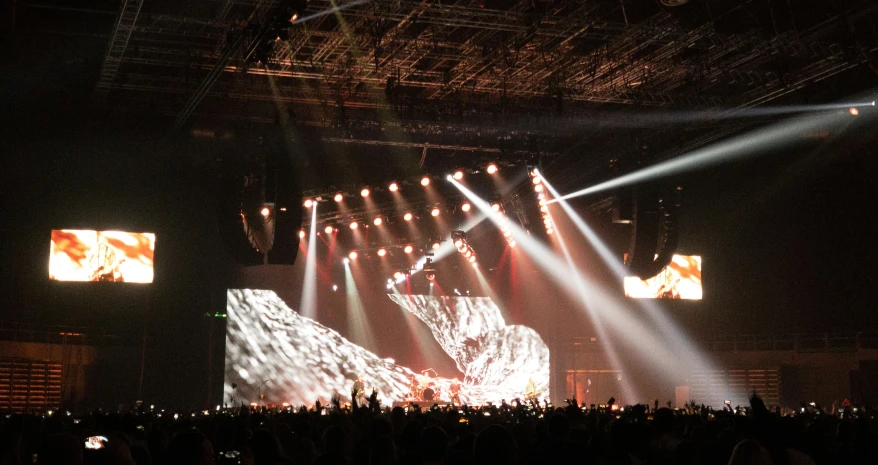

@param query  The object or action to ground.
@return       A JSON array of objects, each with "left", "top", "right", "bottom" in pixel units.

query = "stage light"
[
  {"left": 464, "top": 249, "right": 472, "bottom": 257},
  {"left": 393, "top": 271, "right": 404, "bottom": 280},
  {"left": 334, "top": 193, "right": 344, "bottom": 202},
  {"left": 541, "top": 206, "right": 549, "bottom": 212},
  {"left": 261, "top": 206, "right": 271, "bottom": 217},
  {"left": 468, "top": 255, "right": 477, "bottom": 263},
  {"left": 343, "top": 257, "right": 350, "bottom": 265},
  {"left": 303, "top": 199, "right": 313, "bottom": 208},
  {"left": 453, "top": 170, "right": 464, "bottom": 180},
  {"left": 404, "top": 212, "right": 413, "bottom": 221},
  {"left": 461, "top": 202, "right": 471, "bottom": 212},
  {"left": 491, "top": 203, "right": 501, "bottom": 212},
  {"left": 348, "top": 251, "right": 358, "bottom": 260},
  {"left": 360, "top": 188, "right": 370, "bottom": 198},
  {"left": 850, "top": 107, "right": 859, "bottom": 116},
  {"left": 486, "top": 163, "right": 498, "bottom": 174},
  {"left": 472, "top": 262, "right": 478, "bottom": 268},
  {"left": 404, "top": 245, "right": 414, "bottom": 254},
  {"left": 377, "top": 248, "right": 387, "bottom": 257},
  {"left": 298, "top": 229, "right": 306, "bottom": 239},
  {"left": 324, "top": 225, "right": 334, "bottom": 234},
  {"left": 389, "top": 182, "right": 399, "bottom": 192},
  {"left": 431, "top": 208, "right": 440, "bottom": 217},
  {"left": 546, "top": 228, "right": 554, "bottom": 235},
  {"left": 373, "top": 217, "right": 383, "bottom": 226},
  {"left": 534, "top": 184, "right": 544, "bottom": 193},
  {"left": 421, "top": 176, "right": 431, "bottom": 186},
  {"left": 532, "top": 176, "right": 541, "bottom": 185},
  {"left": 432, "top": 241, "right": 441, "bottom": 250},
  {"left": 539, "top": 199, "right": 547, "bottom": 206},
  {"left": 454, "top": 239, "right": 464, "bottom": 248},
  {"left": 509, "top": 240, "right": 516, "bottom": 248},
  {"left": 350, "top": 221, "right": 359, "bottom": 230}
]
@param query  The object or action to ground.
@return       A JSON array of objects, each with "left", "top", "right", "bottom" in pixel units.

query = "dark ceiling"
[{"left": 4, "top": 0, "right": 878, "bottom": 192}]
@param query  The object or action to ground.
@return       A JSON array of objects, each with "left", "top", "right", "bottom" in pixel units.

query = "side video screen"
[
  {"left": 624, "top": 255, "right": 702, "bottom": 300},
  {"left": 49, "top": 230, "right": 156, "bottom": 283}
]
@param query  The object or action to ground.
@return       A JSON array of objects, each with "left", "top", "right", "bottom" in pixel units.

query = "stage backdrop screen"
[
  {"left": 224, "top": 289, "right": 550, "bottom": 406},
  {"left": 49, "top": 229, "right": 156, "bottom": 283},
  {"left": 624, "top": 255, "right": 702, "bottom": 300}
]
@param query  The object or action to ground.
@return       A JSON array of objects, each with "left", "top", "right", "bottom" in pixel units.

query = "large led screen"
[
  {"left": 224, "top": 289, "right": 550, "bottom": 406},
  {"left": 624, "top": 255, "right": 702, "bottom": 300},
  {"left": 49, "top": 230, "right": 156, "bottom": 283}
]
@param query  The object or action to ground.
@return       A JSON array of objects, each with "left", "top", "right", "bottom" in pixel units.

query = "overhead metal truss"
[
  {"left": 93, "top": 0, "right": 877, "bottom": 151},
  {"left": 95, "top": 0, "right": 144, "bottom": 96}
]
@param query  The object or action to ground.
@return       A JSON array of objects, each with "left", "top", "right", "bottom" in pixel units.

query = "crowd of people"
[{"left": 1, "top": 393, "right": 876, "bottom": 465}]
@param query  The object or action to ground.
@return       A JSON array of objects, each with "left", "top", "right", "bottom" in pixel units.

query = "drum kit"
[{"left": 406, "top": 370, "right": 443, "bottom": 402}]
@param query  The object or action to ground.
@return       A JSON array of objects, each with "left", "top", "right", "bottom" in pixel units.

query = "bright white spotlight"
[
  {"left": 261, "top": 206, "right": 271, "bottom": 217},
  {"left": 509, "top": 240, "right": 516, "bottom": 248},
  {"left": 343, "top": 257, "right": 350, "bottom": 265},
  {"left": 432, "top": 241, "right": 441, "bottom": 250},
  {"left": 377, "top": 248, "right": 387, "bottom": 257},
  {"left": 303, "top": 199, "right": 313, "bottom": 208},
  {"left": 850, "top": 107, "right": 859, "bottom": 116},
  {"left": 334, "top": 193, "right": 343, "bottom": 202},
  {"left": 404, "top": 245, "right": 413, "bottom": 254},
  {"left": 546, "top": 228, "right": 554, "bottom": 235},
  {"left": 298, "top": 230, "right": 305, "bottom": 239},
  {"left": 453, "top": 170, "right": 464, "bottom": 180},
  {"left": 532, "top": 176, "right": 541, "bottom": 185},
  {"left": 373, "top": 217, "right": 382, "bottom": 226},
  {"left": 389, "top": 182, "right": 399, "bottom": 192},
  {"left": 431, "top": 208, "right": 440, "bottom": 217},
  {"left": 324, "top": 225, "right": 334, "bottom": 234},
  {"left": 472, "top": 262, "right": 478, "bottom": 268},
  {"left": 486, "top": 163, "right": 498, "bottom": 174},
  {"left": 461, "top": 202, "right": 471, "bottom": 212},
  {"left": 454, "top": 239, "right": 464, "bottom": 248},
  {"left": 332, "top": 284, "right": 338, "bottom": 291},
  {"left": 534, "top": 184, "right": 544, "bottom": 192},
  {"left": 468, "top": 255, "right": 476, "bottom": 263},
  {"left": 491, "top": 203, "right": 501, "bottom": 212},
  {"left": 421, "top": 176, "right": 430, "bottom": 186},
  {"left": 349, "top": 221, "right": 358, "bottom": 230},
  {"left": 404, "top": 212, "right": 413, "bottom": 221},
  {"left": 348, "top": 251, "right": 358, "bottom": 260},
  {"left": 360, "top": 188, "right": 370, "bottom": 198}
]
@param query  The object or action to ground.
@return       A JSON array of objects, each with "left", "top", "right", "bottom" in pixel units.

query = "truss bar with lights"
[{"left": 95, "top": 0, "right": 144, "bottom": 95}]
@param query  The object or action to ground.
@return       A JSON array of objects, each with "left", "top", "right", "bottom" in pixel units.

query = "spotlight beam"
[
  {"left": 344, "top": 263, "right": 377, "bottom": 350},
  {"left": 550, "top": 111, "right": 850, "bottom": 203},
  {"left": 539, "top": 170, "right": 715, "bottom": 375},
  {"left": 299, "top": 205, "right": 319, "bottom": 319},
  {"left": 448, "top": 177, "right": 707, "bottom": 383},
  {"left": 550, "top": 221, "right": 640, "bottom": 403}
]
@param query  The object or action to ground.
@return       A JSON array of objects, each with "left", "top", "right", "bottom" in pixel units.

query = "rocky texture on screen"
[{"left": 224, "top": 289, "right": 549, "bottom": 406}]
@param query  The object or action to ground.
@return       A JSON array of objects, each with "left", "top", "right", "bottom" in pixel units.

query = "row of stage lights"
[
  {"left": 452, "top": 231, "right": 478, "bottom": 264},
  {"left": 532, "top": 172, "right": 554, "bottom": 235},
  {"left": 295, "top": 199, "right": 490, "bottom": 239},
  {"left": 300, "top": 163, "right": 500, "bottom": 208}
]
